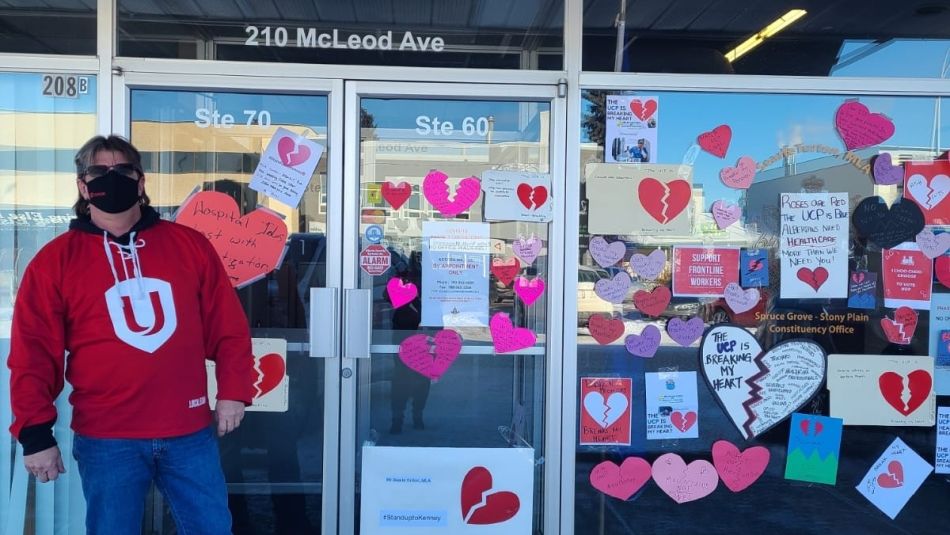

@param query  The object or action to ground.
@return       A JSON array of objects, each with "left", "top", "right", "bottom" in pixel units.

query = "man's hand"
[
  {"left": 215, "top": 400, "right": 246, "bottom": 437},
  {"left": 25, "top": 446, "right": 65, "bottom": 483}
]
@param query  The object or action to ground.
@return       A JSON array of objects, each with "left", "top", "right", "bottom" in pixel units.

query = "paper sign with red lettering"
[
  {"left": 779, "top": 193, "right": 849, "bottom": 299},
  {"left": 828, "top": 354, "right": 935, "bottom": 426},
  {"left": 586, "top": 163, "right": 693, "bottom": 236},
  {"left": 589, "top": 457, "right": 651, "bottom": 500},
  {"left": 672, "top": 247, "right": 739, "bottom": 297},
  {"left": 482, "top": 170, "right": 553, "bottom": 223},
  {"left": 883, "top": 243, "right": 933, "bottom": 310},
  {"left": 645, "top": 371, "right": 699, "bottom": 440},
  {"left": 580, "top": 377, "right": 633, "bottom": 446},
  {"left": 176, "top": 190, "right": 288, "bottom": 288},
  {"left": 856, "top": 437, "right": 933, "bottom": 520},
  {"left": 903, "top": 158, "right": 950, "bottom": 226},
  {"left": 249, "top": 127, "right": 324, "bottom": 208},
  {"left": 208, "top": 338, "right": 287, "bottom": 412}
]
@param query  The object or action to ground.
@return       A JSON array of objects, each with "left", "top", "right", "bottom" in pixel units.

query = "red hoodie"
[{"left": 8, "top": 207, "right": 254, "bottom": 452}]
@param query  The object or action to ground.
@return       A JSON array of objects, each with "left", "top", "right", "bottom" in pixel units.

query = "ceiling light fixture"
[{"left": 725, "top": 9, "right": 808, "bottom": 63}]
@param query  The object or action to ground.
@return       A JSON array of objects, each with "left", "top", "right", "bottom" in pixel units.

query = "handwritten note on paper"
[
  {"left": 580, "top": 377, "right": 633, "bottom": 446},
  {"left": 586, "top": 163, "right": 693, "bottom": 236},
  {"left": 779, "top": 193, "right": 849, "bottom": 298},
  {"left": 482, "top": 170, "right": 553, "bottom": 222},
  {"left": 937, "top": 407, "right": 950, "bottom": 474},
  {"left": 827, "top": 354, "right": 936, "bottom": 426},
  {"left": 645, "top": 371, "right": 699, "bottom": 440},
  {"left": 857, "top": 437, "right": 933, "bottom": 520},
  {"left": 249, "top": 127, "right": 324, "bottom": 209},
  {"left": 175, "top": 191, "right": 288, "bottom": 288}
]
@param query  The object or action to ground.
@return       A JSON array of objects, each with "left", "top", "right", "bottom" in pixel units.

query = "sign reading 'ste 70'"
[{"left": 245, "top": 26, "right": 445, "bottom": 52}]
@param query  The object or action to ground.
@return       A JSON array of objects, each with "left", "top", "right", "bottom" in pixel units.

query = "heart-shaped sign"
[
  {"left": 916, "top": 228, "right": 950, "bottom": 259},
  {"left": 880, "top": 306, "right": 918, "bottom": 345},
  {"left": 513, "top": 276, "right": 545, "bottom": 307},
  {"left": 697, "top": 125, "right": 732, "bottom": 158},
  {"left": 720, "top": 156, "right": 756, "bottom": 189},
  {"left": 852, "top": 197, "right": 925, "bottom": 250},
  {"left": 253, "top": 353, "right": 286, "bottom": 399},
  {"left": 630, "top": 249, "right": 666, "bottom": 280},
  {"left": 516, "top": 183, "right": 548, "bottom": 210},
  {"left": 398, "top": 330, "right": 462, "bottom": 380},
  {"left": 381, "top": 181, "right": 412, "bottom": 209},
  {"left": 277, "top": 136, "right": 312, "bottom": 167},
  {"left": 879, "top": 369, "right": 932, "bottom": 416},
  {"left": 907, "top": 172, "right": 950, "bottom": 211},
  {"left": 512, "top": 236, "right": 542, "bottom": 266},
  {"left": 490, "top": 257, "right": 521, "bottom": 286},
  {"left": 639, "top": 178, "right": 691, "bottom": 224},
  {"left": 723, "top": 283, "right": 760, "bottom": 314},
  {"left": 583, "top": 391, "right": 629, "bottom": 428},
  {"left": 594, "top": 272, "right": 632, "bottom": 304},
  {"left": 588, "top": 314, "right": 625, "bottom": 345},
  {"left": 651, "top": 453, "right": 719, "bottom": 504},
  {"left": 711, "top": 440, "right": 769, "bottom": 493},
  {"left": 176, "top": 191, "right": 288, "bottom": 287},
  {"left": 630, "top": 98, "right": 657, "bottom": 121},
  {"left": 489, "top": 312, "right": 536, "bottom": 353},
  {"left": 834, "top": 100, "right": 895, "bottom": 151},
  {"left": 667, "top": 316, "right": 704, "bottom": 346},
  {"left": 589, "top": 236, "right": 626, "bottom": 268},
  {"left": 876, "top": 460, "right": 904, "bottom": 489},
  {"left": 461, "top": 466, "right": 520, "bottom": 525},
  {"left": 872, "top": 153, "right": 904, "bottom": 186},
  {"left": 422, "top": 170, "right": 481, "bottom": 217},
  {"left": 700, "top": 325, "right": 826, "bottom": 439},
  {"left": 590, "top": 457, "right": 651, "bottom": 501},
  {"left": 670, "top": 410, "right": 697, "bottom": 432},
  {"left": 386, "top": 278, "right": 418, "bottom": 309},
  {"left": 711, "top": 200, "right": 741, "bottom": 229},
  {"left": 937, "top": 255, "right": 950, "bottom": 288},
  {"left": 624, "top": 325, "right": 661, "bottom": 358},
  {"left": 796, "top": 267, "right": 829, "bottom": 291},
  {"left": 633, "top": 286, "right": 671, "bottom": 317}
]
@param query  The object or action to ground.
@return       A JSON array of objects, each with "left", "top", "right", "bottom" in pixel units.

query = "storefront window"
[
  {"left": 583, "top": 0, "right": 950, "bottom": 77},
  {"left": 0, "top": 1, "right": 96, "bottom": 55},
  {"left": 117, "top": 0, "right": 564, "bottom": 69},
  {"left": 575, "top": 88, "right": 949, "bottom": 532}
]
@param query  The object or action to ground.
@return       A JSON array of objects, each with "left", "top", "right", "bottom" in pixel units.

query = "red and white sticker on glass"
[{"left": 904, "top": 157, "right": 950, "bottom": 226}]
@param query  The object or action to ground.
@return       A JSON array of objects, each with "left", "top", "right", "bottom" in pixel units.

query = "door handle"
[
  {"left": 343, "top": 288, "right": 372, "bottom": 359},
  {"left": 310, "top": 288, "right": 340, "bottom": 358}
]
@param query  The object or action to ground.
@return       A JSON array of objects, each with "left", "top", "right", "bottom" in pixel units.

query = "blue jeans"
[{"left": 72, "top": 426, "right": 232, "bottom": 535}]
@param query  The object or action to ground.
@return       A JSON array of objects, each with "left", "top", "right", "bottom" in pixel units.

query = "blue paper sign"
[
  {"left": 785, "top": 413, "right": 843, "bottom": 485},
  {"left": 847, "top": 270, "right": 877, "bottom": 310},
  {"left": 740, "top": 249, "right": 768, "bottom": 287}
]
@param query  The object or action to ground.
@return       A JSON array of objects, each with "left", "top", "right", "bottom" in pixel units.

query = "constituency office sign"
[{"left": 245, "top": 26, "right": 446, "bottom": 52}]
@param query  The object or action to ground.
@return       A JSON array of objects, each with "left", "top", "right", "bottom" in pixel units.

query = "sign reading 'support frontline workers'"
[
  {"left": 780, "top": 192, "right": 849, "bottom": 299},
  {"left": 672, "top": 247, "right": 739, "bottom": 297}
]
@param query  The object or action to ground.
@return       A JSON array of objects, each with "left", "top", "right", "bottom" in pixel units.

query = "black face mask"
[{"left": 85, "top": 170, "right": 141, "bottom": 214}]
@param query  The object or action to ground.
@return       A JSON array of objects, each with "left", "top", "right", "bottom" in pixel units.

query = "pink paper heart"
[
  {"left": 711, "top": 200, "right": 741, "bottom": 229},
  {"left": 916, "top": 228, "right": 950, "bottom": 259},
  {"left": 422, "top": 170, "right": 481, "bottom": 217},
  {"left": 276, "top": 136, "right": 312, "bottom": 167},
  {"left": 489, "top": 312, "right": 537, "bottom": 353},
  {"left": 513, "top": 276, "right": 545, "bottom": 307},
  {"left": 589, "top": 236, "right": 626, "bottom": 268},
  {"left": 630, "top": 249, "right": 666, "bottom": 280},
  {"left": 719, "top": 156, "right": 756, "bottom": 189},
  {"left": 397, "top": 330, "right": 462, "bottom": 380},
  {"left": 594, "top": 272, "right": 632, "bottom": 304},
  {"left": 724, "top": 283, "right": 760, "bottom": 314},
  {"left": 711, "top": 440, "right": 770, "bottom": 493},
  {"left": 667, "top": 317, "right": 704, "bottom": 346},
  {"left": 834, "top": 100, "right": 895, "bottom": 151},
  {"left": 513, "top": 236, "right": 542, "bottom": 266},
  {"left": 624, "top": 325, "right": 660, "bottom": 358},
  {"left": 872, "top": 153, "right": 903, "bottom": 185},
  {"left": 387, "top": 278, "right": 418, "bottom": 309},
  {"left": 651, "top": 453, "right": 719, "bottom": 504},
  {"left": 589, "top": 457, "right": 651, "bottom": 501}
]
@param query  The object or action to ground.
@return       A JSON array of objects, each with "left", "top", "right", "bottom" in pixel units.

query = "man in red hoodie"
[{"left": 7, "top": 135, "right": 254, "bottom": 534}]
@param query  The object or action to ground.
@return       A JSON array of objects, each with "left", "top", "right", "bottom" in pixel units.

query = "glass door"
[
  {"left": 340, "top": 82, "right": 565, "bottom": 535},
  {"left": 114, "top": 75, "right": 343, "bottom": 535}
]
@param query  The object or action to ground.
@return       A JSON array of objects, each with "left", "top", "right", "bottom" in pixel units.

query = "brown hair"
[{"left": 73, "top": 135, "right": 151, "bottom": 216}]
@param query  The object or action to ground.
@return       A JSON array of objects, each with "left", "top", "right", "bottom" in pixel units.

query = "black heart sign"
[{"left": 852, "top": 196, "right": 924, "bottom": 250}]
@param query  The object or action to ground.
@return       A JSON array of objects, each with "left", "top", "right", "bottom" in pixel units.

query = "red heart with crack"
[
  {"left": 253, "top": 353, "right": 285, "bottom": 399},
  {"left": 630, "top": 99, "right": 657, "bottom": 121},
  {"left": 460, "top": 466, "right": 520, "bottom": 525},
  {"left": 516, "top": 184, "right": 548, "bottom": 210},
  {"left": 878, "top": 369, "right": 932, "bottom": 416},
  {"left": 638, "top": 178, "right": 690, "bottom": 224},
  {"left": 670, "top": 411, "right": 697, "bottom": 432},
  {"left": 876, "top": 460, "right": 904, "bottom": 488},
  {"left": 797, "top": 267, "right": 829, "bottom": 291}
]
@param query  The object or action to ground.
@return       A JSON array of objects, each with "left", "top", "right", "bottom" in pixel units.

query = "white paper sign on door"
[
  {"left": 421, "top": 222, "right": 490, "bottom": 327},
  {"left": 208, "top": 337, "right": 288, "bottom": 412},
  {"left": 360, "top": 446, "right": 534, "bottom": 534},
  {"left": 249, "top": 126, "right": 324, "bottom": 208},
  {"left": 779, "top": 192, "right": 849, "bottom": 298},
  {"left": 937, "top": 407, "right": 950, "bottom": 474},
  {"left": 482, "top": 170, "right": 553, "bottom": 222},
  {"left": 645, "top": 371, "right": 699, "bottom": 440},
  {"left": 827, "top": 354, "right": 935, "bottom": 426}
]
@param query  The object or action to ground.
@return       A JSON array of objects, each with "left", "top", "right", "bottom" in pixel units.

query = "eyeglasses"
[{"left": 81, "top": 163, "right": 142, "bottom": 181}]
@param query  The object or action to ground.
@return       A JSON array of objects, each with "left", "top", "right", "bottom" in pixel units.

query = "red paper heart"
[
  {"left": 697, "top": 125, "right": 732, "bottom": 158},
  {"left": 630, "top": 99, "right": 657, "bottom": 121},
  {"left": 516, "top": 184, "right": 548, "bottom": 210},
  {"left": 876, "top": 460, "right": 904, "bottom": 488},
  {"left": 797, "top": 267, "right": 829, "bottom": 291},
  {"left": 638, "top": 178, "right": 690, "bottom": 224},
  {"left": 176, "top": 191, "right": 287, "bottom": 287},
  {"left": 879, "top": 369, "right": 932, "bottom": 416},
  {"left": 937, "top": 256, "right": 950, "bottom": 288},
  {"left": 880, "top": 306, "right": 918, "bottom": 345},
  {"left": 633, "top": 286, "right": 671, "bottom": 317},
  {"left": 253, "top": 353, "right": 285, "bottom": 398},
  {"left": 588, "top": 314, "right": 625, "bottom": 345},
  {"left": 670, "top": 410, "right": 697, "bottom": 432},
  {"left": 381, "top": 181, "right": 412, "bottom": 209},
  {"left": 490, "top": 257, "right": 520, "bottom": 286},
  {"left": 461, "top": 466, "right": 520, "bottom": 525}
]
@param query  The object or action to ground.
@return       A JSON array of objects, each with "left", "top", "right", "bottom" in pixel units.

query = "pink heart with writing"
[
  {"left": 490, "top": 312, "right": 537, "bottom": 354},
  {"left": 670, "top": 411, "right": 697, "bottom": 432},
  {"left": 422, "top": 170, "right": 481, "bottom": 217},
  {"left": 595, "top": 272, "right": 632, "bottom": 304},
  {"left": 916, "top": 228, "right": 950, "bottom": 259},
  {"left": 630, "top": 249, "right": 665, "bottom": 280},
  {"left": 387, "top": 278, "right": 418, "bottom": 309},
  {"left": 719, "top": 156, "right": 756, "bottom": 189},
  {"left": 513, "top": 236, "right": 542, "bottom": 266},
  {"left": 711, "top": 440, "right": 770, "bottom": 493},
  {"left": 724, "top": 283, "right": 760, "bottom": 314},
  {"left": 651, "top": 453, "right": 719, "bottom": 504},
  {"left": 624, "top": 325, "right": 660, "bottom": 358},
  {"left": 834, "top": 100, "right": 895, "bottom": 151},
  {"left": 589, "top": 457, "right": 652, "bottom": 501},
  {"left": 589, "top": 236, "right": 626, "bottom": 268},
  {"left": 697, "top": 125, "right": 732, "bottom": 158},
  {"left": 398, "top": 330, "right": 462, "bottom": 380},
  {"left": 277, "top": 136, "right": 312, "bottom": 167},
  {"left": 711, "top": 200, "right": 741, "bottom": 229},
  {"left": 513, "top": 276, "right": 545, "bottom": 307}
]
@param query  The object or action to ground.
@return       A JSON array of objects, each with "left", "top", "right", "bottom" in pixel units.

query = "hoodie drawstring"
[{"left": 102, "top": 231, "right": 148, "bottom": 302}]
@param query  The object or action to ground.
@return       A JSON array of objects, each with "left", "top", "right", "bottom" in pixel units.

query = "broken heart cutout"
[
  {"left": 381, "top": 181, "right": 412, "bottom": 209},
  {"left": 697, "top": 125, "right": 732, "bottom": 158},
  {"left": 711, "top": 440, "right": 770, "bottom": 493},
  {"left": 516, "top": 183, "right": 548, "bottom": 210},
  {"left": 796, "top": 267, "right": 829, "bottom": 291},
  {"left": 461, "top": 466, "right": 521, "bottom": 525},
  {"left": 276, "top": 136, "right": 312, "bottom": 167},
  {"left": 253, "top": 353, "right": 286, "bottom": 399},
  {"left": 398, "top": 330, "right": 462, "bottom": 380},
  {"left": 490, "top": 257, "right": 521, "bottom": 286},
  {"left": 583, "top": 391, "right": 629, "bottom": 428},
  {"left": 638, "top": 178, "right": 691, "bottom": 224},
  {"left": 670, "top": 411, "right": 697, "bottom": 432},
  {"left": 590, "top": 457, "right": 652, "bottom": 501},
  {"left": 878, "top": 369, "right": 932, "bottom": 417},
  {"left": 588, "top": 314, "right": 625, "bottom": 345},
  {"left": 876, "top": 460, "right": 904, "bottom": 489},
  {"left": 906, "top": 173, "right": 950, "bottom": 211},
  {"left": 880, "top": 306, "right": 918, "bottom": 345},
  {"left": 630, "top": 99, "right": 657, "bottom": 121},
  {"left": 422, "top": 170, "right": 481, "bottom": 217}
]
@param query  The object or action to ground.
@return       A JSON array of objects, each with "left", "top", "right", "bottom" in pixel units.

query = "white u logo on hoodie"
[{"left": 105, "top": 277, "right": 178, "bottom": 353}]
